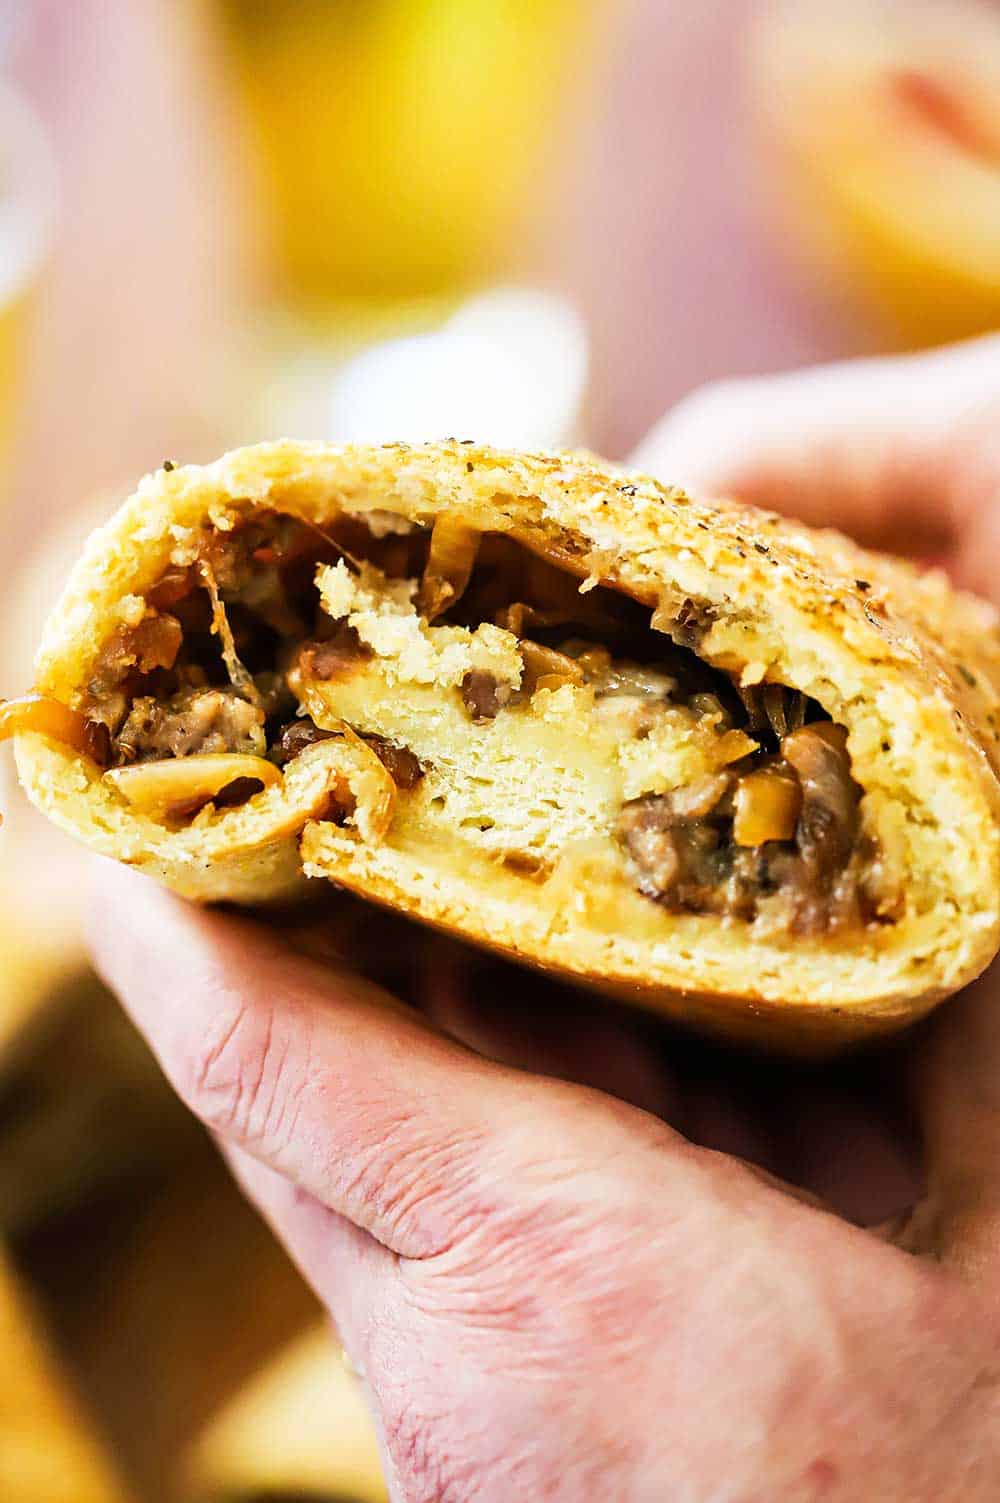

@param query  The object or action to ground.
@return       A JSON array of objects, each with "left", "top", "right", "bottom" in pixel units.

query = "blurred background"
[{"left": 0, "top": 0, "right": 997, "bottom": 1497}]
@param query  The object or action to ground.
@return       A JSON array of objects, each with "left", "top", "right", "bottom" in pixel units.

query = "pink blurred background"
[{"left": 0, "top": 1, "right": 997, "bottom": 1496}]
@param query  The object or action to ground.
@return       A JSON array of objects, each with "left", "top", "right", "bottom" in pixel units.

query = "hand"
[
  {"left": 91, "top": 335, "right": 1000, "bottom": 1501},
  {"left": 90, "top": 878, "right": 1000, "bottom": 1501},
  {"left": 633, "top": 333, "right": 1000, "bottom": 597}
]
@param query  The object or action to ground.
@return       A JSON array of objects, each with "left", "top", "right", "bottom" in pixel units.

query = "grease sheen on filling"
[{"left": 74, "top": 511, "right": 900, "bottom": 937}]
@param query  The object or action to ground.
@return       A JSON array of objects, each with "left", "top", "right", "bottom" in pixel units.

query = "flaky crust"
[{"left": 14, "top": 440, "right": 1000, "bottom": 1052}]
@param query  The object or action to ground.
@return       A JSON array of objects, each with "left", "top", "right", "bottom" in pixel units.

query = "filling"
[{"left": 16, "top": 510, "right": 903, "bottom": 938}]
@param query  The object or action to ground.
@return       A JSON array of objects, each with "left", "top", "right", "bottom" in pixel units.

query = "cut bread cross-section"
[{"left": 6, "top": 440, "right": 1000, "bottom": 1052}]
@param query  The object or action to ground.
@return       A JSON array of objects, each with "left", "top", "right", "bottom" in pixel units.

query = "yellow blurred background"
[{"left": 0, "top": 0, "right": 997, "bottom": 1497}]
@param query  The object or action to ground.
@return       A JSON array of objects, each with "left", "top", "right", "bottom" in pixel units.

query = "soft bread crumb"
[{"left": 317, "top": 560, "right": 523, "bottom": 690}]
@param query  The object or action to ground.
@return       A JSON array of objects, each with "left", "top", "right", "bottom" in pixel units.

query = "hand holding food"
[
  {"left": 78, "top": 333, "right": 1000, "bottom": 1501},
  {"left": 88, "top": 862, "right": 1000, "bottom": 1503}
]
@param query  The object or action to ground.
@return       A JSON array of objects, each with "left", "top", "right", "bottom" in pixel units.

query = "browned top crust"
[
  {"left": 14, "top": 440, "right": 1000, "bottom": 1052},
  {"left": 31, "top": 440, "right": 1000, "bottom": 773}
]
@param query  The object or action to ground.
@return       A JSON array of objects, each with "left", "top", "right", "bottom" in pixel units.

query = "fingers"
[
  {"left": 906, "top": 966, "right": 1000, "bottom": 1290},
  {"left": 415, "top": 944, "right": 682, "bottom": 1121},
  {"left": 768, "top": 1072, "right": 921, "bottom": 1230},
  {"left": 631, "top": 335, "right": 1000, "bottom": 598},
  {"left": 88, "top": 863, "right": 556, "bottom": 1261}
]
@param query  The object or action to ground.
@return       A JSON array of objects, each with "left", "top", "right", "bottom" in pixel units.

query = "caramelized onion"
[
  {"left": 652, "top": 593, "right": 716, "bottom": 649},
  {"left": 104, "top": 754, "right": 282, "bottom": 818},
  {"left": 733, "top": 767, "right": 802, "bottom": 847},
  {"left": 669, "top": 772, "right": 732, "bottom": 820},
  {"left": 128, "top": 613, "right": 183, "bottom": 674},
  {"left": 495, "top": 602, "right": 545, "bottom": 635},
  {"left": 363, "top": 734, "right": 424, "bottom": 790},
  {"left": 336, "top": 724, "right": 397, "bottom": 842},
  {"left": 762, "top": 684, "right": 806, "bottom": 739},
  {"left": 0, "top": 695, "right": 99, "bottom": 759},
  {"left": 519, "top": 640, "right": 585, "bottom": 695},
  {"left": 570, "top": 643, "right": 613, "bottom": 679},
  {"left": 199, "top": 560, "right": 259, "bottom": 703},
  {"left": 494, "top": 599, "right": 606, "bottom": 636},
  {"left": 738, "top": 683, "right": 812, "bottom": 740},
  {"left": 714, "top": 729, "right": 759, "bottom": 766},
  {"left": 781, "top": 723, "right": 859, "bottom": 874},
  {"left": 147, "top": 569, "right": 194, "bottom": 611},
  {"left": 793, "top": 720, "right": 849, "bottom": 753},
  {"left": 418, "top": 516, "right": 480, "bottom": 620}
]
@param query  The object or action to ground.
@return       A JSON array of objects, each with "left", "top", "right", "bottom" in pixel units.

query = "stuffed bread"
[{"left": 4, "top": 440, "right": 999, "bottom": 1051}]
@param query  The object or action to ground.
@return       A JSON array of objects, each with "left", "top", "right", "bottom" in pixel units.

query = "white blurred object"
[
  {"left": 0, "top": 79, "right": 56, "bottom": 343},
  {"left": 328, "top": 287, "right": 589, "bottom": 449}
]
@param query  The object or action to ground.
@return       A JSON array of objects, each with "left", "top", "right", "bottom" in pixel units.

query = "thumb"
[
  {"left": 87, "top": 864, "right": 704, "bottom": 1267},
  {"left": 630, "top": 336, "right": 1000, "bottom": 602}
]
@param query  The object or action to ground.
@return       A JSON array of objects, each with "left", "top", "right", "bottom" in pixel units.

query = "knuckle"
[{"left": 343, "top": 1116, "right": 492, "bottom": 1258}]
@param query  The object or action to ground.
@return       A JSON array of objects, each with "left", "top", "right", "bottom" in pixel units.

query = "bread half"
[{"left": 8, "top": 440, "right": 1000, "bottom": 1052}]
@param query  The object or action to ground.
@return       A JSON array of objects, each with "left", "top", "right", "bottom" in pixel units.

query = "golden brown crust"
[{"left": 13, "top": 440, "right": 1000, "bottom": 1052}]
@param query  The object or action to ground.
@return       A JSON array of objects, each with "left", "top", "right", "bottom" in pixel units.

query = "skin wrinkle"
[
  {"left": 314, "top": 1071, "right": 500, "bottom": 1260},
  {"left": 229, "top": 1003, "right": 274, "bottom": 1145},
  {"left": 259, "top": 1018, "right": 301, "bottom": 1151},
  {"left": 189, "top": 996, "right": 249, "bottom": 1115},
  {"left": 130, "top": 889, "right": 992, "bottom": 1490},
  {"left": 338, "top": 1113, "right": 495, "bottom": 1261},
  {"left": 400, "top": 1141, "right": 974, "bottom": 1496},
  {"left": 406, "top": 1262, "right": 667, "bottom": 1398},
  {"left": 434, "top": 1163, "right": 667, "bottom": 1287},
  {"left": 375, "top": 1066, "right": 682, "bottom": 1266},
  {"left": 365, "top": 1324, "right": 487, "bottom": 1501},
  {"left": 371, "top": 1316, "right": 640, "bottom": 1503},
  {"left": 378, "top": 1391, "right": 550, "bottom": 1503},
  {"left": 398, "top": 1130, "right": 710, "bottom": 1335},
  {"left": 93, "top": 874, "right": 1000, "bottom": 1499},
  {"left": 85, "top": 325, "right": 1000, "bottom": 1497},
  {"left": 404, "top": 1165, "right": 783, "bottom": 1392},
  {"left": 188, "top": 985, "right": 313, "bottom": 1161},
  {"left": 100, "top": 881, "right": 519, "bottom": 1260},
  {"left": 379, "top": 1394, "right": 451, "bottom": 1503}
]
